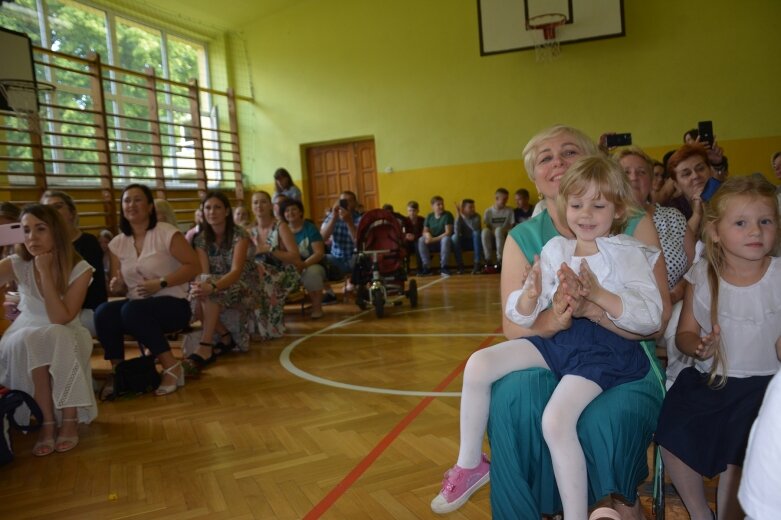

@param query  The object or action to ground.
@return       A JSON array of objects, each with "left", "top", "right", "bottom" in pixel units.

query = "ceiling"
[{"left": 138, "top": 0, "right": 304, "bottom": 32}]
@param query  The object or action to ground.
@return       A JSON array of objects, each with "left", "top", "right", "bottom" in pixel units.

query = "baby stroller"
[{"left": 351, "top": 208, "right": 418, "bottom": 318}]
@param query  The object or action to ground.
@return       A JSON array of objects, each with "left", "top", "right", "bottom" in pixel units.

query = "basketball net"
[
  {"left": 0, "top": 80, "right": 49, "bottom": 135},
  {"left": 526, "top": 13, "right": 567, "bottom": 63}
]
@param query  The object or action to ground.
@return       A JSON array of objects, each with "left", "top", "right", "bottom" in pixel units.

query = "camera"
[
  {"left": 338, "top": 199, "right": 349, "bottom": 209},
  {"left": 605, "top": 133, "right": 632, "bottom": 148}
]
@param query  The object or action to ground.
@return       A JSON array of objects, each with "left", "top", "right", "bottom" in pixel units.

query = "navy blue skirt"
[
  {"left": 655, "top": 367, "right": 772, "bottom": 478},
  {"left": 527, "top": 318, "right": 649, "bottom": 391}
]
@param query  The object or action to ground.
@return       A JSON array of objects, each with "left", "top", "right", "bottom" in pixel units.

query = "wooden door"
[{"left": 306, "top": 139, "right": 378, "bottom": 225}]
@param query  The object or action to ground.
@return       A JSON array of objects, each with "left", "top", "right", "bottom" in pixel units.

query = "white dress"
[
  {"left": 505, "top": 234, "right": 663, "bottom": 336},
  {"left": 0, "top": 256, "right": 97, "bottom": 424}
]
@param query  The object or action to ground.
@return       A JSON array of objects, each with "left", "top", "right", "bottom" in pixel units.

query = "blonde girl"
[
  {"left": 656, "top": 176, "right": 781, "bottom": 520},
  {"left": 431, "top": 155, "right": 664, "bottom": 518}
]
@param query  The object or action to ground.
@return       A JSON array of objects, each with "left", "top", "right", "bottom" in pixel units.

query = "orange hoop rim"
[{"left": 526, "top": 13, "right": 567, "bottom": 41}]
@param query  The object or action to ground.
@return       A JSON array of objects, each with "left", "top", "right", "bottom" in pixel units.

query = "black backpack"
[
  {"left": 1, "top": 389, "right": 43, "bottom": 466},
  {"left": 106, "top": 356, "right": 161, "bottom": 400}
]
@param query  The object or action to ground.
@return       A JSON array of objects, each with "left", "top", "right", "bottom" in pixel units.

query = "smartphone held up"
[
  {"left": 698, "top": 120, "right": 714, "bottom": 147},
  {"left": 0, "top": 222, "right": 24, "bottom": 247},
  {"left": 605, "top": 133, "right": 632, "bottom": 149}
]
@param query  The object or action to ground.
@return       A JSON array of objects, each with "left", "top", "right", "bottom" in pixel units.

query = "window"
[
  {"left": 0, "top": 0, "right": 41, "bottom": 45},
  {"left": 0, "top": 0, "right": 215, "bottom": 188}
]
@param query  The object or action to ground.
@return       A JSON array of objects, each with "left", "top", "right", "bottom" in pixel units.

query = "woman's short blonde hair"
[
  {"left": 555, "top": 155, "right": 642, "bottom": 236},
  {"left": 154, "top": 199, "right": 178, "bottom": 227},
  {"left": 522, "top": 125, "right": 598, "bottom": 181},
  {"left": 612, "top": 146, "right": 654, "bottom": 170}
]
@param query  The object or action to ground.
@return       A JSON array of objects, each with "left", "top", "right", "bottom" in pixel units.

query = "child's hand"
[
  {"left": 577, "top": 259, "right": 603, "bottom": 301},
  {"left": 551, "top": 289, "right": 573, "bottom": 330},
  {"left": 520, "top": 255, "right": 542, "bottom": 303},
  {"left": 695, "top": 324, "right": 721, "bottom": 360}
]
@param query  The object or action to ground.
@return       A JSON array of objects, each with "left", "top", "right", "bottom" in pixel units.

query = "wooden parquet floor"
[{"left": 0, "top": 274, "right": 714, "bottom": 519}]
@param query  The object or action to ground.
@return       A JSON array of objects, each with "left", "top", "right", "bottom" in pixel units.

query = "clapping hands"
[{"left": 695, "top": 324, "right": 721, "bottom": 360}]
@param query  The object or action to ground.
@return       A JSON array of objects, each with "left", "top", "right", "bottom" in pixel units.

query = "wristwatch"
[{"left": 159, "top": 277, "right": 168, "bottom": 288}]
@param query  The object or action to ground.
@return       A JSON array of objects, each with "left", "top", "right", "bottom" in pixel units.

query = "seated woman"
[
  {"left": 186, "top": 191, "right": 260, "bottom": 369},
  {"left": 0, "top": 204, "right": 97, "bottom": 456},
  {"left": 40, "top": 190, "right": 108, "bottom": 336},
  {"left": 95, "top": 184, "right": 200, "bottom": 397},
  {"left": 249, "top": 191, "right": 300, "bottom": 340},
  {"left": 486, "top": 125, "right": 670, "bottom": 519},
  {"left": 282, "top": 199, "right": 327, "bottom": 319},
  {"left": 616, "top": 148, "right": 696, "bottom": 389},
  {"left": 615, "top": 148, "right": 694, "bottom": 303}
]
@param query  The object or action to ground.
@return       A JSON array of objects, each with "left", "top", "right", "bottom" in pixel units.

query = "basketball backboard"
[
  {"left": 0, "top": 26, "right": 37, "bottom": 112},
  {"left": 478, "top": 0, "right": 625, "bottom": 56}
]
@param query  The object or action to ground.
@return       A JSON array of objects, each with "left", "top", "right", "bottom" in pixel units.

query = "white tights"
[
  {"left": 661, "top": 447, "right": 743, "bottom": 520},
  {"left": 457, "top": 338, "right": 603, "bottom": 520}
]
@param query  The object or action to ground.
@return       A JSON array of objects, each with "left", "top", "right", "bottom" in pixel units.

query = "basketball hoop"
[
  {"left": 0, "top": 79, "right": 55, "bottom": 134},
  {"left": 526, "top": 13, "right": 568, "bottom": 62}
]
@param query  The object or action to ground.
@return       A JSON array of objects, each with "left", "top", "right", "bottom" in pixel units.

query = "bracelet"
[{"left": 209, "top": 280, "right": 218, "bottom": 292}]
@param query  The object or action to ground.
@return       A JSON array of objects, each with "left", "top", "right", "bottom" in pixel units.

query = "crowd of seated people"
[{"left": 1, "top": 140, "right": 780, "bottom": 520}]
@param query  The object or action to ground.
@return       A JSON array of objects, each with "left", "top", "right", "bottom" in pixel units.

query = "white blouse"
[
  {"left": 109, "top": 222, "right": 188, "bottom": 300},
  {"left": 505, "top": 234, "right": 663, "bottom": 336},
  {"left": 687, "top": 257, "right": 781, "bottom": 377}
]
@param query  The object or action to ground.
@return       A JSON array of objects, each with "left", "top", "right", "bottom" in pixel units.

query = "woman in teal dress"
[{"left": 487, "top": 125, "right": 670, "bottom": 519}]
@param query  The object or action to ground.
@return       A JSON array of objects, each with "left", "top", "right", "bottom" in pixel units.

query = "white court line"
[
  {"left": 279, "top": 276, "right": 467, "bottom": 396},
  {"left": 392, "top": 305, "right": 453, "bottom": 316}
]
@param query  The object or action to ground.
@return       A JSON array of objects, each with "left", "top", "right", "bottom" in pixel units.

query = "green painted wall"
[{"left": 235, "top": 0, "right": 781, "bottom": 212}]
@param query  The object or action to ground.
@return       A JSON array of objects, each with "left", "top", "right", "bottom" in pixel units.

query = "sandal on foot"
[
  {"left": 99, "top": 374, "right": 115, "bottom": 401},
  {"left": 54, "top": 418, "right": 79, "bottom": 453},
  {"left": 589, "top": 508, "right": 623, "bottom": 520},
  {"left": 155, "top": 361, "right": 185, "bottom": 396},
  {"left": 187, "top": 341, "right": 217, "bottom": 369},
  {"left": 33, "top": 421, "right": 57, "bottom": 457},
  {"left": 213, "top": 332, "right": 237, "bottom": 355}
]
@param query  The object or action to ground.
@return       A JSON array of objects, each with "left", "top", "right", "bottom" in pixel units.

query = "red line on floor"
[{"left": 303, "top": 327, "right": 502, "bottom": 519}]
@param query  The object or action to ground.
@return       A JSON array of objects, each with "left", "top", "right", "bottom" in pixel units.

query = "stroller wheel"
[
  {"left": 408, "top": 279, "right": 418, "bottom": 308},
  {"left": 356, "top": 286, "right": 369, "bottom": 310},
  {"left": 372, "top": 287, "right": 385, "bottom": 318}
]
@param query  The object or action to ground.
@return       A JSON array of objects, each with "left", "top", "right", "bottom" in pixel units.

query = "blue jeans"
[
  {"left": 95, "top": 296, "right": 191, "bottom": 360},
  {"left": 417, "top": 235, "right": 451, "bottom": 269},
  {"left": 451, "top": 233, "right": 481, "bottom": 267}
]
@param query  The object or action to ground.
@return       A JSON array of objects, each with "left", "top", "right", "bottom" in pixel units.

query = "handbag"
[
  {"left": 1, "top": 389, "right": 43, "bottom": 466},
  {"left": 107, "top": 355, "right": 161, "bottom": 400}
]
